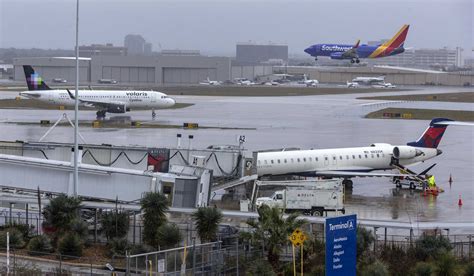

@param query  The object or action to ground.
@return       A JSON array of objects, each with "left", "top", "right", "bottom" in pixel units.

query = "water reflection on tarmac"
[{"left": 0, "top": 88, "right": 472, "bottom": 225}]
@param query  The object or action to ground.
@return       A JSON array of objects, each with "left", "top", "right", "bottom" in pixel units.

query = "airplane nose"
[
  {"left": 436, "top": 149, "right": 442, "bottom": 156},
  {"left": 168, "top": 98, "right": 176, "bottom": 106},
  {"left": 304, "top": 47, "right": 312, "bottom": 55}
]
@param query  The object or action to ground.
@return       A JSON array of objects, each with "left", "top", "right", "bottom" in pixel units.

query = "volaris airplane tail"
[
  {"left": 407, "top": 118, "right": 453, "bottom": 148},
  {"left": 23, "top": 65, "right": 51, "bottom": 91}
]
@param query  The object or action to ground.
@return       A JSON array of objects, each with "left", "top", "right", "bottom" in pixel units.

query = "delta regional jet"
[
  {"left": 19, "top": 66, "right": 175, "bottom": 118},
  {"left": 304, "top": 25, "right": 410, "bottom": 63},
  {"left": 257, "top": 118, "right": 453, "bottom": 188}
]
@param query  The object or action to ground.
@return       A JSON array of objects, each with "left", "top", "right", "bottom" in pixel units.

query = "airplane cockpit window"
[{"left": 276, "top": 194, "right": 283, "bottom": 200}]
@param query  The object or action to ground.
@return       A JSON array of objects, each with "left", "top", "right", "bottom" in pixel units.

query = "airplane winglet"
[
  {"left": 353, "top": 39, "right": 360, "bottom": 48},
  {"left": 66, "top": 89, "right": 76, "bottom": 100}
]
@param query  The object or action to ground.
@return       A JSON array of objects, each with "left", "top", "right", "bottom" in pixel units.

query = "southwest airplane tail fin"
[
  {"left": 382, "top": 24, "right": 410, "bottom": 49},
  {"left": 407, "top": 118, "right": 453, "bottom": 148},
  {"left": 23, "top": 65, "right": 51, "bottom": 91}
]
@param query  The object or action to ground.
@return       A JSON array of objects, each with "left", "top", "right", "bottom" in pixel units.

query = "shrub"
[
  {"left": 415, "top": 234, "right": 452, "bottom": 261},
  {"left": 361, "top": 260, "right": 389, "bottom": 276},
  {"left": 58, "top": 233, "right": 83, "bottom": 257},
  {"left": 102, "top": 211, "right": 130, "bottom": 240},
  {"left": 435, "top": 252, "right": 460, "bottom": 276},
  {"left": 0, "top": 229, "right": 25, "bottom": 249},
  {"left": 464, "top": 262, "right": 474, "bottom": 276},
  {"left": 27, "top": 235, "right": 53, "bottom": 255},
  {"left": 412, "top": 262, "right": 436, "bottom": 276},
  {"left": 108, "top": 237, "right": 129, "bottom": 256},
  {"left": 245, "top": 258, "right": 275, "bottom": 275},
  {"left": 156, "top": 223, "right": 182, "bottom": 249}
]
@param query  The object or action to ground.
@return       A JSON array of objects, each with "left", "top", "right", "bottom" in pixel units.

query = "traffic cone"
[{"left": 458, "top": 195, "right": 463, "bottom": 206}]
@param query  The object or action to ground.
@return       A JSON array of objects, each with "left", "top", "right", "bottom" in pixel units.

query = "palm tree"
[
  {"left": 246, "top": 205, "right": 306, "bottom": 270},
  {"left": 192, "top": 207, "right": 222, "bottom": 243},
  {"left": 42, "top": 194, "right": 82, "bottom": 241},
  {"left": 140, "top": 192, "right": 169, "bottom": 248}
]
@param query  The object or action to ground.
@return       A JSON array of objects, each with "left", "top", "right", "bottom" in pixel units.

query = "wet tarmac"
[{"left": 0, "top": 87, "right": 473, "bottom": 227}]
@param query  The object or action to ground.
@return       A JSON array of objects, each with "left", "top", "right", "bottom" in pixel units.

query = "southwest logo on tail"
[{"left": 304, "top": 25, "right": 410, "bottom": 63}]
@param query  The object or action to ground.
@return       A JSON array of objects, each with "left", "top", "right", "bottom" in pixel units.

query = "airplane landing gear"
[
  {"left": 342, "top": 179, "right": 353, "bottom": 190},
  {"left": 152, "top": 110, "right": 156, "bottom": 119},
  {"left": 96, "top": 110, "right": 106, "bottom": 119},
  {"left": 351, "top": 58, "right": 360, "bottom": 64}
]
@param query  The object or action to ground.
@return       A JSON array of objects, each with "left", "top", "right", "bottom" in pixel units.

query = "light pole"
[{"left": 73, "top": 0, "right": 80, "bottom": 197}]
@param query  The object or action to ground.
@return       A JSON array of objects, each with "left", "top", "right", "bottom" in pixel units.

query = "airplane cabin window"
[
  {"left": 346, "top": 155, "right": 349, "bottom": 160},
  {"left": 271, "top": 160, "right": 274, "bottom": 164},
  {"left": 339, "top": 156, "right": 342, "bottom": 160},
  {"left": 325, "top": 157, "right": 328, "bottom": 161},
  {"left": 352, "top": 155, "right": 355, "bottom": 159},
  {"left": 277, "top": 159, "right": 280, "bottom": 163},
  {"left": 377, "top": 154, "right": 380, "bottom": 158},
  {"left": 365, "top": 154, "right": 368, "bottom": 158},
  {"left": 284, "top": 159, "right": 287, "bottom": 163},
  {"left": 333, "top": 156, "right": 336, "bottom": 160},
  {"left": 359, "top": 155, "right": 362, "bottom": 159},
  {"left": 315, "top": 157, "right": 318, "bottom": 161},
  {"left": 303, "top": 158, "right": 306, "bottom": 162},
  {"left": 297, "top": 158, "right": 300, "bottom": 162},
  {"left": 371, "top": 154, "right": 374, "bottom": 158},
  {"left": 264, "top": 160, "right": 267, "bottom": 164}
]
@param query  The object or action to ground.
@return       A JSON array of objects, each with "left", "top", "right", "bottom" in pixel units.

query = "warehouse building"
[
  {"left": 13, "top": 54, "right": 231, "bottom": 86},
  {"left": 235, "top": 43, "right": 288, "bottom": 65}
]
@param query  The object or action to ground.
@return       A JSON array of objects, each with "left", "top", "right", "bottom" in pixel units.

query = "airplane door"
[
  {"left": 324, "top": 155, "right": 329, "bottom": 166},
  {"left": 151, "top": 93, "right": 156, "bottom": 103}
]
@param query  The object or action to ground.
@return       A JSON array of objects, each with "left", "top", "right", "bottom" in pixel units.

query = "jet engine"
[
  {"left": 330, "top": 52, "right": 344, "bottom": 60},
  {"left": 106, "top": 104, "right": 130, "bottom": 113},
  {"left": 393, "top": 146, "right": 423, "bottom": 159}
]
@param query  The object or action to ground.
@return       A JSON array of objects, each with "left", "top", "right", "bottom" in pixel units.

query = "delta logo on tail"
[{"left": 304, "top": 25, "right": 410, "bottom": 63}]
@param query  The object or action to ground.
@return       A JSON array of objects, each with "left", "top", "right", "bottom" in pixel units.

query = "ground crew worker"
[{"left": 426, "top": 174, "right": 436, "bottom": 188}]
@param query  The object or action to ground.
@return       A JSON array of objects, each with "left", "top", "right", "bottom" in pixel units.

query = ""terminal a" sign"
[{"left": 325, "top": 214, "right": 357, "bottom": 276}]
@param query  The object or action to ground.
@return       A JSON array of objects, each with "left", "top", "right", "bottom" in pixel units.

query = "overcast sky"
[{"left": 1, "top": 0, "right": 472, "bottom": 57}]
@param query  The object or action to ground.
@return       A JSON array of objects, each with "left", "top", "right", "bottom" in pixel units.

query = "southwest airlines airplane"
[
  {"left": 19, "top": 66, "right": 175, "bottom": 118},
  {"left": 257, "top": 118, "right": 452, "bottom": 187},
  {"left": 304, "top": 25, "right": 410, "bottom": 63}
]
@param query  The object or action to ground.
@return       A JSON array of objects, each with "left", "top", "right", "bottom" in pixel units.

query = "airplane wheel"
[
  {"left": 350, "top": 59, "right": 355, "bottom": 64},
  {"left": 96, "top": 110, "right": 106, "bottom": 119},
  {"left": 356, "top": 59, "right": 360, "bottom": 63},
  {"left": 152, "top": 110, "right": 156, "bottom": 118},
  {"left": 343, "top": 179, "right": 353, "bottom": 190},
  {"left": 312, "top": 208, "right": 323, "bottom": 217},
  {"left": 394, "top": 180, "right": 402, "bottom": 188},
  {"left": 409, "top": 182, "right": 416, "bottom": 190}
]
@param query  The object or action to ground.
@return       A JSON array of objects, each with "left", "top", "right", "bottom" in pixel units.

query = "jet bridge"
[{"left": 0, "top": 153, "right": 211, "bottom": 208}]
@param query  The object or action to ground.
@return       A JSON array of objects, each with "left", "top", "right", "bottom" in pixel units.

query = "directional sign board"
[
  {"left": 325, "top": 214, "right": 357, "bottom": 276},
  {"left": 289, "top": 228, "right": 307, "bottom": 246}
]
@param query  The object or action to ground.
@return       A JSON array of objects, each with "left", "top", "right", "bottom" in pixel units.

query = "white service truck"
[{"left": 255, "top": 179, "right": 344, "bottom": 216}]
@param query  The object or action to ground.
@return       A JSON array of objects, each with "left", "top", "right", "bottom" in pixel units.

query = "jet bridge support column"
[{"left": 67, "top": 146, "right": 83, "bottom": 196}]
